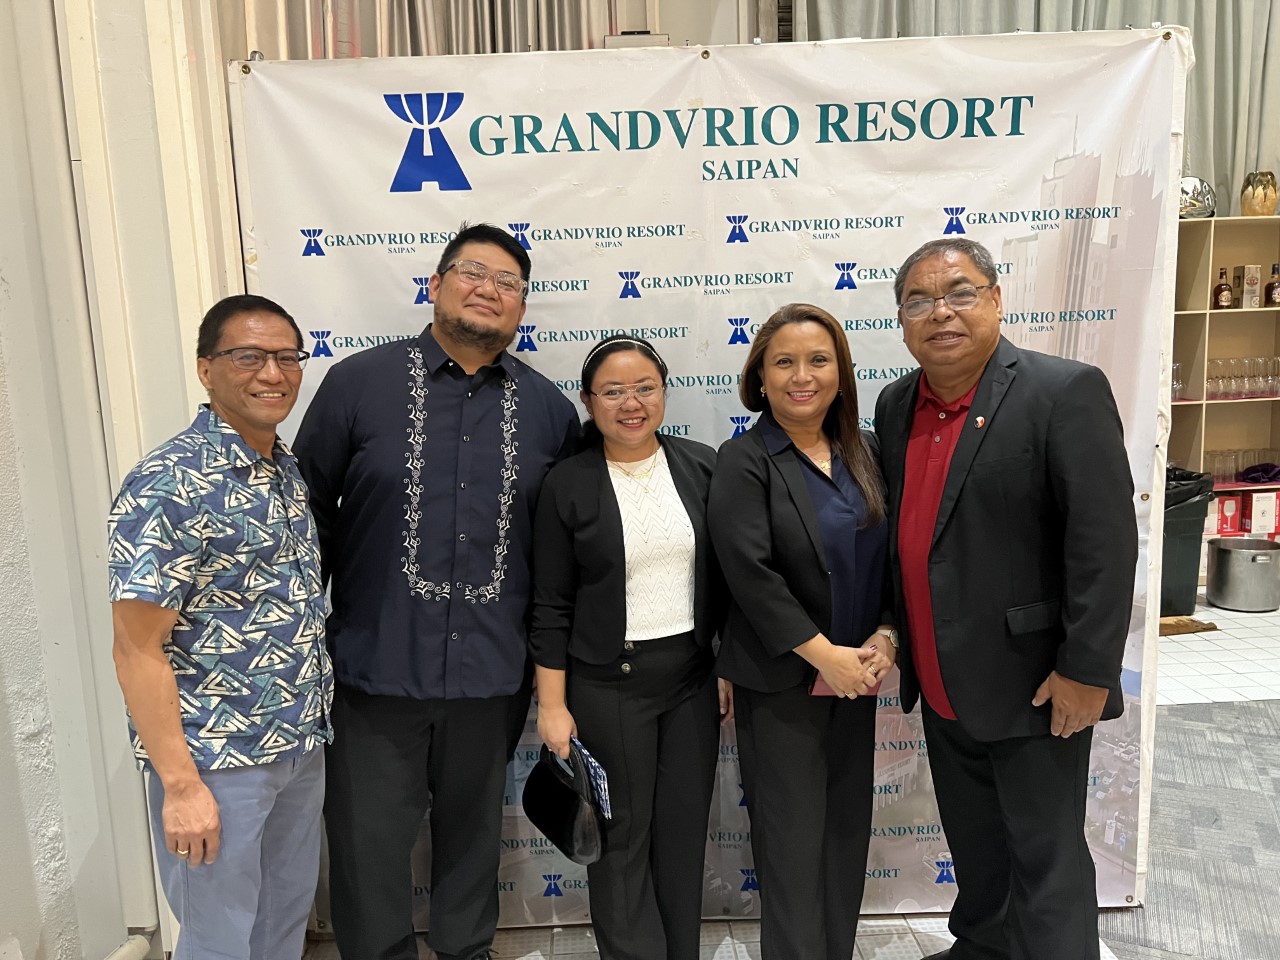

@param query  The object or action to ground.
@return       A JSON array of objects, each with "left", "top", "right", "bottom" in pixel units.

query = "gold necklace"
[
  {"left": 607, "top": 448, "right": 662, "bottom": 495},
  {"left": 800, "top": 442, "right": 833, "bottom": 476}
]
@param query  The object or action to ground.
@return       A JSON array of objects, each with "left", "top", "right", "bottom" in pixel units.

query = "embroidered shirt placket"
[{"left": 401, "top": 348, "right": 520, "bottom": 605}]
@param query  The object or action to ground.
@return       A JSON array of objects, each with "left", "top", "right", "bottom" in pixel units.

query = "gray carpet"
[{"left": 1100, "top": 700, "right": 1280, "bottom": 960}]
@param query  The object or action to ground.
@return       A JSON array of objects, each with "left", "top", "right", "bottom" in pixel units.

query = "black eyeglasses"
[
  {"left": 204, "top": 347, "right": 310, "bottom": 371},
  {"left": 899, "top": 284, "right": 995, "bottom": 321}
]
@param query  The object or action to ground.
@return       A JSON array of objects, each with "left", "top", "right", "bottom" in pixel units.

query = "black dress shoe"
[{"left": 921, "top": 950, "right": 951, "bottom": 960}]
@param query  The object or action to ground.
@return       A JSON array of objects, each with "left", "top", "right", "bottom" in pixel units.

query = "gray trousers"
[{"left": 147, "top": 746, "right": 325, "bottom": 960}]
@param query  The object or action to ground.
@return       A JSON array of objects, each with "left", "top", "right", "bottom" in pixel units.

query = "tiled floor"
[
  {"left": 1156, "top": 592, "right": 1280, "bottom": 704},
  {"left": 306, "top": 592, "right": 1279, "bottom": 960},
  {"left": 305, "top": 912, "right": 1120, "bottom": 959}
]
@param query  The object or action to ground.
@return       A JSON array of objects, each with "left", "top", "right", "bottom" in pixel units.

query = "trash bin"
[
  {"left": 1206, "top": 538, "right": 1280, "bottom": 612},
  {"left": 1160, "top": 466, "right": 1215, "bottom": 617}
]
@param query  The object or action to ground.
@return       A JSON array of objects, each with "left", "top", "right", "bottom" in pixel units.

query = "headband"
[{"left": 582, "top": 337, "right": 665, "bottom": 370}]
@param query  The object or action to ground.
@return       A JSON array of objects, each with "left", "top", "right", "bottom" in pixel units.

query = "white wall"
[
  {"left": 0, "top": 0, "right": 172, "bottom": 955},
  {"left": 657, "top": 0, "right": 742, "bottom": 45}
]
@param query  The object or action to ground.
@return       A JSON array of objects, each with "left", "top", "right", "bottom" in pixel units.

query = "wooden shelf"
[
  {"left": 1214, "top": 482, "right": 1280, "bottom": 492},
  {"left": 1169, "top": 218, "right": 1280, "bottom": 493}
]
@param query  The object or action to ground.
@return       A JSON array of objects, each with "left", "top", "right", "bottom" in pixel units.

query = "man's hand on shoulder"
[
  {"left": 1032, "top": 670, "right": 1108, "bottom": 738},
  {"left": 163, "top": 776, "right": 222, "bottom": 866}
]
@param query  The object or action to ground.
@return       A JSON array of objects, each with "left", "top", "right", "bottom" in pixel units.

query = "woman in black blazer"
[
  {"left": 531, "top": 334, "right": 729, "bottom": 960},
  {"left": 707, "top": 303, "right": 895, "bottom": 960}
]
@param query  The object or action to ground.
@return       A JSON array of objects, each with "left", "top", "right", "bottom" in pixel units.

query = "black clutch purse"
[{"left": 521, "top": 742, "right": 603, "bottom": 865}]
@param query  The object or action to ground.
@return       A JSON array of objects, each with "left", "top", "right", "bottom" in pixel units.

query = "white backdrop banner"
[{"left": 229, "top": 28, "right": 1189, "bottom": 923}]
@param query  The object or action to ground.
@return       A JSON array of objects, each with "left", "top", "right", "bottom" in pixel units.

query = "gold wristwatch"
[{"left": 876, "top": 627, "right": 899, "bottom": 649}]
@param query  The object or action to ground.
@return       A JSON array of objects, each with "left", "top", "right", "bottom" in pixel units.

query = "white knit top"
[{"left": 606, "top": 447, "right": 697, "bottom": 642}]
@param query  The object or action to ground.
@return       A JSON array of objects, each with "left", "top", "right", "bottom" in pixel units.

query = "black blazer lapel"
[
  {"left": 881, "top": 370, "right": 921, "bottom": 516},
  {"left": 585, "top": 444, "right": 627, "bottom": 567},
  {"left": 932, "top": 338, "right": 1018, "bottom": 548},
  {"left": 773, "top": 448, "right": 828, "bottom": 570}
]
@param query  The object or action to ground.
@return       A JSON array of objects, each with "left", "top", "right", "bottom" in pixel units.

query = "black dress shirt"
[{"left": 295, "top": 326, "right": 579, "bottom": 699}]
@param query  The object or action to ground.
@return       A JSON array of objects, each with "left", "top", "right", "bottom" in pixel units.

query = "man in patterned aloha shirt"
[{"left": 108, "top": 294, "right": 332, "bottom": 960}]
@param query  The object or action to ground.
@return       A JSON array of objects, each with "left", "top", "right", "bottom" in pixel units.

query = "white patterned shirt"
[{"left": 607, "top": 448, "right": 696, "bottom": 642}]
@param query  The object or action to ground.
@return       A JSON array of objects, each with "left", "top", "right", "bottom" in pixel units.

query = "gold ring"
[{"left": 176, "top": 848, "right": 190, "bottom": 856}]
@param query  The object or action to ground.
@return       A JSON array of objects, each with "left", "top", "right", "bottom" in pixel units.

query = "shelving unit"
[{"left": 1170, "top": 216, "right": 1280, "bottom": 491}]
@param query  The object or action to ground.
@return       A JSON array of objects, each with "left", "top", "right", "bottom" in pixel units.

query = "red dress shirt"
[{"left": 897, "top": 377, "right": 979, "bottom": 720}]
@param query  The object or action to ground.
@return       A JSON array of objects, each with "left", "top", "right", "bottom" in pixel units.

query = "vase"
[{"left": 1242, "top": 171, "right": 1278, "bottom": 216}]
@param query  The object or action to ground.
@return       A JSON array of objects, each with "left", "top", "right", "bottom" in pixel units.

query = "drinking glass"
[
  {"left": 1247, "top": 357, "right": 1268, "bottom": 398},
  {"left": 1227, "top": 357, "right": 1246, "bottom": 399},
  {"left": 1206, "top": 450, "right": 1223, "bottom": 482},
  {"left": 1221, "top": 449, "right": 1240, "bottom": 484},
  {"left": 1171, "top": 362, "right": 1185, "bottom": 401},
  {"left": 1207, "top": 358, "right": 1227, "bottom": 399}
]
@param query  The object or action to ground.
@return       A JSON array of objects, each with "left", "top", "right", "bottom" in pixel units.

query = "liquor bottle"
[
  {"left": 1213, "top": 267, "right": 1233, "bottom": 309},
  {"left": 1266, "top": 263, "right": 1280, "bottom": 307}
]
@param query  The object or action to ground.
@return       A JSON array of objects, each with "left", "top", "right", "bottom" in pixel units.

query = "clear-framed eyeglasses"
[
  {"left": 442, "top": 259, "right": 529, "bottom": 298},
  {"left": 589, "top": 383, "right": 664, "bottom": 407},
  {"left": 899, "top": 284, "right": 995, "bottom": 322},
  {"left": 204, "top": 347, "right": 310, "bottom": 371}
]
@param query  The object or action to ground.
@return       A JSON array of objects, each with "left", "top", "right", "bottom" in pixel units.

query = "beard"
[{"left": 433, "top": 306, "right": 516, "bottom": 355}]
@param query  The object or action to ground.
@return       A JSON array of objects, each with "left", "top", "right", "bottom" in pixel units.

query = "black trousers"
[
  {"left": 325, "top": 683, "right": 524, "bottom": 960},
  {"left": 733, "top": 683, "right": 876, "bottom": 960},
  {"left": 567, "top": 633, "right": 719, "bottom": 960},
  {"left": 922, "top": 704, "right": 1099, "bottom": 960}
]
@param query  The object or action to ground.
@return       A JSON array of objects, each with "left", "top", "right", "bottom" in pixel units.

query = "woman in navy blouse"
[{"left": 707, "top": 303, "right": 895, "bottom": 960}]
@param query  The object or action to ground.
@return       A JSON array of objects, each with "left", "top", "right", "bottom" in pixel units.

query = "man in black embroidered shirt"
[{"left": 295, "top": 222, "right": 578, "bottom": 960}]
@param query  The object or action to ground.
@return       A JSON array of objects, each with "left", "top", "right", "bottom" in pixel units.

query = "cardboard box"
[
  {"left": 1217, "top": 494, "right": 1242, "bottom": 535},
  {"left": 1243, "top": 491, "right": 1278, "bottom": 535},
  {"left": 1234, "top": 264, "right": 1262, "bottom": 309}
]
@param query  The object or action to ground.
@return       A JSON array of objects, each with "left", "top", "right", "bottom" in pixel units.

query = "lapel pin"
[{"left": 974, "top": 416, "right": 986, "bottom": 429}]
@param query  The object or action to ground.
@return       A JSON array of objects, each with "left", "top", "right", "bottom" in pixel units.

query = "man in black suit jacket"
[{"left": 875, "top": 238, "right": 1138, "bottom": 960}]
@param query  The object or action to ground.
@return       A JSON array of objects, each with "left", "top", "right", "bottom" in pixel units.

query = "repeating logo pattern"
[
  {"left": 107, "top": 406, "right": 333, "bottom": 770},
  {"left": 834, "top": 262, "right": 858, "bottom": 290},
  {"left": 542, "top": 874, "right": 564, "bottom": 897},
  {"left": 943, "top": 207, "right": 966, "bottom": 234},
  {"left": 509, "top": 222, "right": 532, "bottom": 250},
  {"left": 516, "top": 325, "right": 538, "bottom": 351},
  {"left": 740, "top": 868, "right": 760, "bottom": 892},
  {"left": 618, "top": 271, "right": 642, "bottom": 299},
  {"left": 726, "top": 215, "right": 749, "bottom": 243},
  {"left": 385, "top": 92, "right": 472, "bottom": 192},
  {"left": 311, "top": 331, "right": 334, "bottom": 358},
  {"left": 413, "top": 277, "right": 434, "bottom": 305},
  {"left": 300, "top": 228, "right": 325, "bottom": 256},
  {"left": 730, "top": 416, "right": 752, "bottom": 438},
  {"left": 727, "top": 317, "right": 750, "bottom": 345},
  {"left": 934, "top": 857, "right": 957, "bottom": 884}
]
